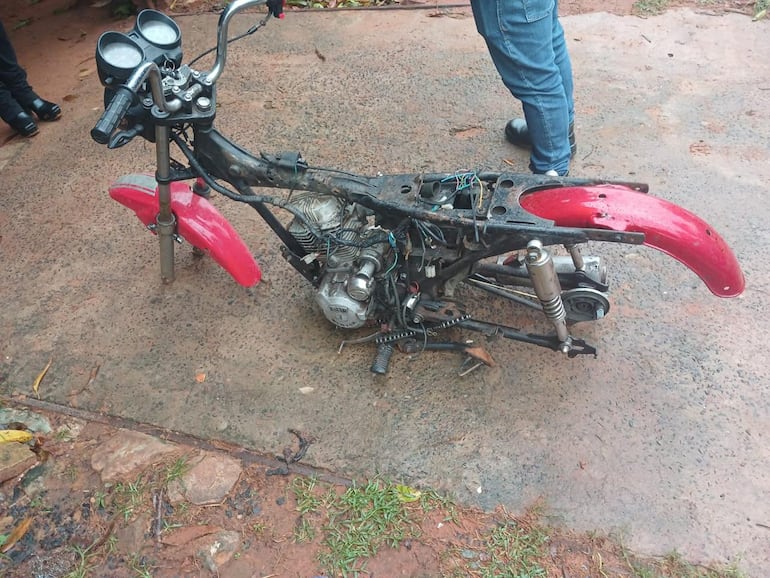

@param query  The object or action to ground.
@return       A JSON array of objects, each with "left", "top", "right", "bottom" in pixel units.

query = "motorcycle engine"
[{"left": 286, "top": 193, "right": 389, "bottom": 329}]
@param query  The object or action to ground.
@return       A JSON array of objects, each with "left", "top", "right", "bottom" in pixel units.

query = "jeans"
[
  {"left": 470, "top": 0, "right": 574, "bottom": 175},
  {"left": 0, "top": 21, "right": 36, "bottom": 123}
]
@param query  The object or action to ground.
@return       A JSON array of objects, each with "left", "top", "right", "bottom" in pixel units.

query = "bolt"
[{"left": 196, "top": 97, "right": 212, "bottom": 112}]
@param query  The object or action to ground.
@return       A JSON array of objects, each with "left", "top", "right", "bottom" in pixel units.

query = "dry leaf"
[
  {"left": 195, "top": 373, "right": 206, "bottom": 383},
  {"left": 395, "top": 484, "right": 422, "bottom": 503},
  {"left": 0, "top": 430, "right": 33, "bottom": 444},
  {"left": 1, "top": 517, "right": 32, "bottom": 553},
  {"left": 32, "top": 358, "right": 52, "bottom": 399}
]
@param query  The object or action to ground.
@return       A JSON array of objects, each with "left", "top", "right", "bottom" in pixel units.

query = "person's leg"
[
  {"left": 0, "top": 21, "right": 60, "bottom": 122},
  {"left": 0, "top": 37, "right": 38, "bottom": 136},
  {"left": 471, "top": 0, "right": 571, "bottom": 175},
  {"left": 0, "top": 81, "right": 38, "bottom": 136},
  {"left": 551, "top": 0, "right": 574, "bottom": 127},
  {"left": 0, "top": 80, "right": 23, "bottom": 120},
  {"left": 0, "top": 21, "right": 36, "bottom": 105}
]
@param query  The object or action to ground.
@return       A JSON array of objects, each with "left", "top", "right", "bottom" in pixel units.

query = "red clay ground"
[
  {"left": 0, "top": 0, "right": 760, "bottom": 146},
  {"left": 0, "top": 0, "right": 759, "bottom": 576},
  {"left": 0, "top": 398, "right": 742, "bottom": 577}
]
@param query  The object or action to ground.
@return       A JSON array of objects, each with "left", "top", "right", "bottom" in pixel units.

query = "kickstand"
[{"left": 458, "top": 357, "right": 484, "bottom": 377}]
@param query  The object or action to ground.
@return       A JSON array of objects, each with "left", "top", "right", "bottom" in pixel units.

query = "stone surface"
[
  {"left": 197, "top": 530, "right": 241, "bottom": 573},
  {"left": 115, "top": 514, "right": 150, "bottom": 555},
  {"left": 90, "top": 429, "right": 177, "bottom": 482},
  {"left": 0, "top": 408, "right": 52, "bottom": 434},
  {"left": 169, "top": 452, "right": 242, "bottom": 506},
  {"left": 0, "top": 443, "right": 37, "bottom": 483}
]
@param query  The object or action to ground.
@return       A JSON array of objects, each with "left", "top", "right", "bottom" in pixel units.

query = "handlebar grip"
[{"left": 91, "top": 86, "right": 134, "bottom": 145}]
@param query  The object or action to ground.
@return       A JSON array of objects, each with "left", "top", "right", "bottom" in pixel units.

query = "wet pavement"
[{"left": 1, "top": 7, "right": 768, "bottom": 576}]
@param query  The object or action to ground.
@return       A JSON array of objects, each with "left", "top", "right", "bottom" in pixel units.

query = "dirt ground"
[
  {"left": 0, "top": 0, "right": 761, "bottom": 576},
  {"left": 0, "top": 399, "right": 742, "bottom": 577},
  {"left": 0, "top": 0, "right": 760, "bottom": 146}
]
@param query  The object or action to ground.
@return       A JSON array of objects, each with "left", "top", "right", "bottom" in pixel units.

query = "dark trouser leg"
[
  {"left": 0, "top": 79, "right": 25, "bottom": 124},
  {"left": 0, "top": 21, "right": 37, "bottom": 110}
]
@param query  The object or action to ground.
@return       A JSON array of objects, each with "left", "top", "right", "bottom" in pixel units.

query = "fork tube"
[{"left": 155, "top": 125, "right": 176, "bottom": 284}]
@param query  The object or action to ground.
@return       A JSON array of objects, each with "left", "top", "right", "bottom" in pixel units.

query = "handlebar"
[
  {"left": 202, "top": 0, "right": 270, "bottom": 85},
  {"left": 91, "top": 0, "right": 278, "bottom": 144},
  {"left": 91, "top": 87, "right": 134, "bottom": 145},
  {"left": 90, "top": 61, "right": 168, "bottom": 145}
]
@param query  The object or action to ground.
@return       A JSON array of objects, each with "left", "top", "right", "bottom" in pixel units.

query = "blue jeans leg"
[{"left": 470, "top": 0, "right": 574, "bottom": 175}]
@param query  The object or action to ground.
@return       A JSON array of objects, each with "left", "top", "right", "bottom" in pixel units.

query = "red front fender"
[
  {"left": 519, "top": 184, "right": 744, "bottom": 298},
  {"left": 109, "top": 174, "right": 261, "bottom": 287}
]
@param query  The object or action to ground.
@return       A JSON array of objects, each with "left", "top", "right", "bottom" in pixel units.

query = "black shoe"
[
  {"left": 8, "top": 111, "right": 39, "bottom": 137},
  {"left": 505, "top": 118, "right": 577, "bottom": 157},
  {"left": 25, "top": 98, "right": 61, "bottom": 122}
]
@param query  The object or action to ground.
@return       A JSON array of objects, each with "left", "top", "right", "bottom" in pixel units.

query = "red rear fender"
[
  {"left": 109, "top": 174, "right": 261, "bottom": 287},
  {"left": 519, "top": 184, "right": 744, "bottom": 298}
]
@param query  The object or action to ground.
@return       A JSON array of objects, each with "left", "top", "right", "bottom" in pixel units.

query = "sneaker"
[{"left": 505, "top": 118, "right": 577, "bottom": 157}]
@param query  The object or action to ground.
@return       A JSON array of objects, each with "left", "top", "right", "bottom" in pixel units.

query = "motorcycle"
[{"left": 90, "top": 0, "right": 744, "bottom": 374}]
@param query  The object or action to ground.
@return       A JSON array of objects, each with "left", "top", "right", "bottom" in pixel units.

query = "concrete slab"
[{"left": 0, "top": 8, "right": 768, "bottom": 575}]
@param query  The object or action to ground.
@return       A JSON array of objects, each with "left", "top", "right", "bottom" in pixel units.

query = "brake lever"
[{"left": 108, "top": 124, "right": 144, "bottom": 149}]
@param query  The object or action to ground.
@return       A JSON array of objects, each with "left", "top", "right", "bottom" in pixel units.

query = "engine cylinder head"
[{"left": 287, "top": 192, "right": 346, "bottom": 254}]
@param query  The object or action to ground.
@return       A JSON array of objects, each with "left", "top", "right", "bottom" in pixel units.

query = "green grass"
[
  {"left": 293, "top": 516, "right": 317, "bottom": 543},
  {"left": 319, "top": 480, "right": 421, "bottom": 576},
  {"left": 633, "top": 0, "right": 670, "bottom": 15},
  {"left": 127, "top": 552, "right": 154, "bottom": 578},
  {"left": 162, "top": 456, "right": 189, "bottom": 485},
  {"left": 290, "top": 477, "right": 435, "bottom": 576},
  {"left": 291, "top": 475, "right": 325, "bottom": 514},
  {"left": 288, "top": 475, "right": 745, "bottom": 578},
  {"left": 113, "top": 477, "right": 145, "bottom": 521},
  {"left": 442, "top": 518, "right": 548, "bottom": 578},
  {"left": 64, "top": 545, "right": 96, "bottom": 578}
]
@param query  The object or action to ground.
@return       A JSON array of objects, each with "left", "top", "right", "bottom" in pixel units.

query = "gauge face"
[
  {"left": 135, "top": 10, "right": 181, "bottom": 48},
  {"left": 138, "top": 20, "right": 179, "bottom": 46},
  {"left": 102, "top": 41, "right": 143, "bottom": 69}
]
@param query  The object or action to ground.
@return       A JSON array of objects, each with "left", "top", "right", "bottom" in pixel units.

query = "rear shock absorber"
[
  {"left": 525, "top": 240, "right": 571, "bottom": 353},
  {"left": 564, "top": 243, "right": 584, "bottom": 271}
]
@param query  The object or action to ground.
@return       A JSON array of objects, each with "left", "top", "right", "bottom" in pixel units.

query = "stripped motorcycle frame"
[{"left": 92, "top": 0, "right": 744, "bottom": 373}]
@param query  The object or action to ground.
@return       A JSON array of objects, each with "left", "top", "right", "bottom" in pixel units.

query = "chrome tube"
[
  {"left": 203, "top": 0, "right": 269, "bottom": 85},
  {"left": 155, "top": 124, "right": 177, "bottom": 284},
  {"left": 124, "top": 61, "right": 168, "bottom": 113},
  {"left": 525, "top": 240, "right": 570, "bottom": 350}
]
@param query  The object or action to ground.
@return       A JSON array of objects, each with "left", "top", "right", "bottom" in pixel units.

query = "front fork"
[{"left": 155, "top": 125, "right": 177, "bottom": 284}]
